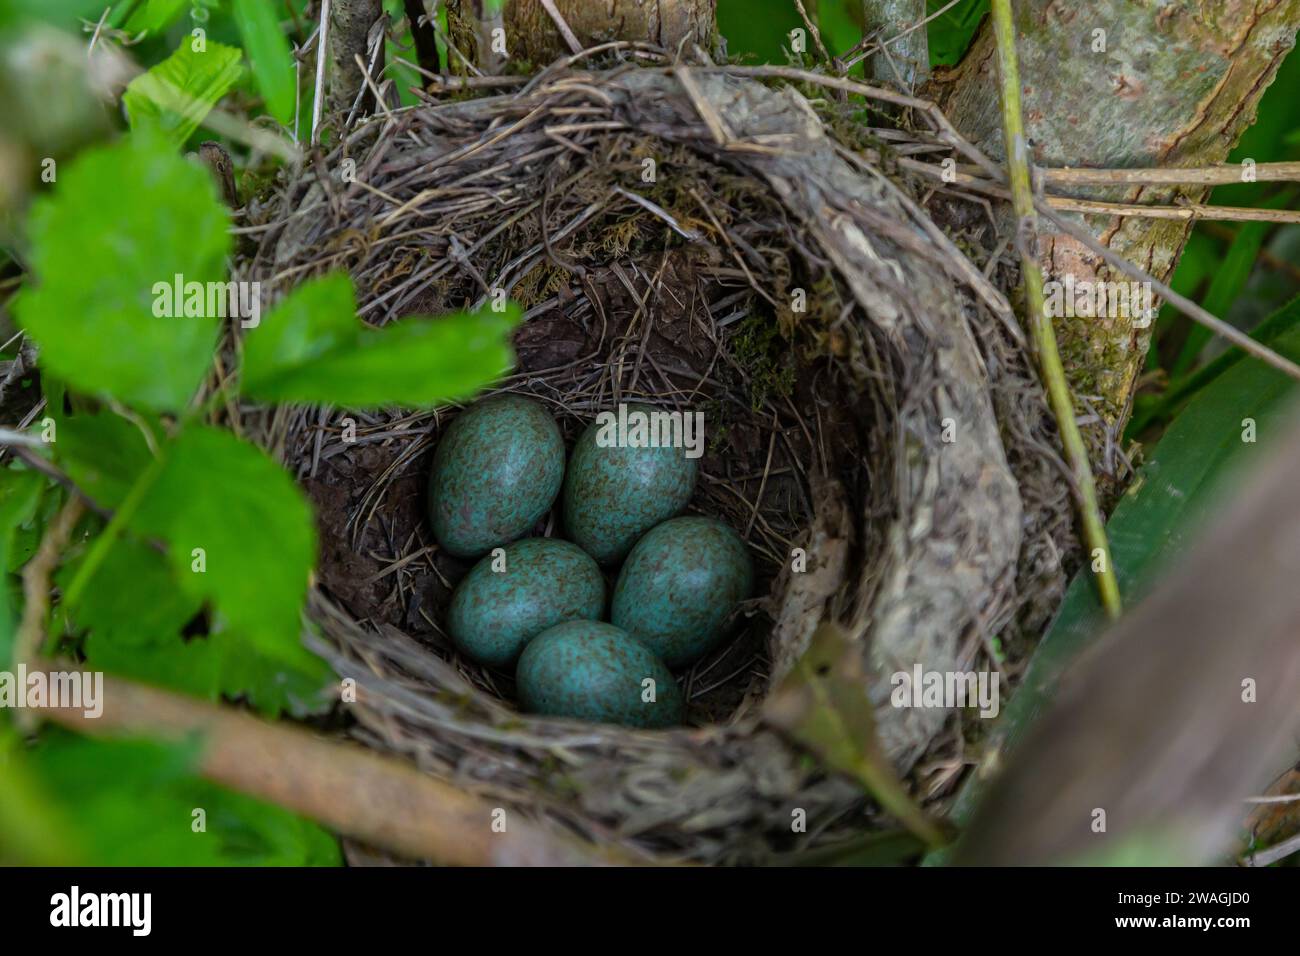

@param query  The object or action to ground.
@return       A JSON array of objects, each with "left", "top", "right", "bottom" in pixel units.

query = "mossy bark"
[{"left": 933, "top": 0, "right": 1299, "bottom": 448}]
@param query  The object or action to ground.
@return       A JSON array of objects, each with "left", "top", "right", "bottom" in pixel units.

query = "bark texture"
[
  {"left": 447, "top": 0, "right": 717, "bottom": 69},
  {"left": 933, "top": 0, "right": 1299, "bottom": 447},
  {"left": 863, "top": 0, "right": 929, "bottom": 90},
  {"left": 327, "top": 0, "right": 384, "bottom": 115}
]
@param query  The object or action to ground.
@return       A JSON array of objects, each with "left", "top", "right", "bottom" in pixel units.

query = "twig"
[
  {"left": 0, "top": 427, "right": 47, "bottom": 448},
  {"left": 418, "top": 72, "right": 527, "bottom": 90},
  {"left": 311, "top": 0, "right": 331, "bottom": 145},
  {"left": 990, "top": 0, "right": 1121, "bottom": 620},
  {"left": 38, "top": 663, "right": 630, "bottom": 866},
  {"left": 899, "top": 156, "right": 1300, "bottom": 223},
  {"left": 1244, "top": 831, "right": 1300, "bottom": 867},
  {"left": 539, "top": 0, "right": 583, "bottom": 55},
  {"left": 792, "top": 0, "right": 832, "bottom": 64},
  {"left": 674, "top": 64, "right": 732, "bottom": 145},
  {"left": 402, "top": 0, "right": 440, "bottom": 76},
  {"left": 1038, "top": 204, "right": 1300, "bottom": 383},
  {"left": 1243, "top": 793, "right": 1300, "bottom": 804},
  {"left": 14, "top": 499, "right": 86, "bottom": 730},
  {"left": 1040, "top": 161, "right": 1300, "bottom": 187}
]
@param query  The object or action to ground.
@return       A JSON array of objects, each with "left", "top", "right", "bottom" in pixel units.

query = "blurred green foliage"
[
  {"left": 123, "top": 39, "right": 245, "bottom": 145},
  {"left": 0, "top": 1, "right": 519, "bottom": 866},
  {"left": 717, "top": 0, "right": 987, "bottom": 66},
  {"left": 15, "top": 133, "right": 230, "bottom": 410},
  {"left": 230, "top": 0, "right": 295, "bottom": 123},
  {"left": 1, "top": 730, "right": 341, "bottom": 865},
  {"left": 1136, "top": 43, "right": 1300, "bottom": 438}
]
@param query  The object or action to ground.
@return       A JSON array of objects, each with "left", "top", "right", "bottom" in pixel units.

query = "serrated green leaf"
[
  {"left": 129, "top": 426, "right": 321, "bottom": 674},
  {"left": 242, "top": 272, "right": 520, "bottom": 408},
  {"left": 14, "top": 134, "right": 230, "bottom": 411},
  {"left": 231, "top": 0, "right": 295, "bottom": 124},
  {"left": 67, "top": 529, "right": 331, "bottom": 716},
  {"left": 123, "top": 38, "right": 244, "bottom": 146}
]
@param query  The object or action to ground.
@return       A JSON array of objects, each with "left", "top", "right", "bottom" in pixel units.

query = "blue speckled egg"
[
  {"left": 562, "top": 404, "right": 698, "bottom": 564},
  {"left": 428, "top": 395, "right": 565, "bottom": 558},
  {"left": 611, "top": 516, "right": 753, "bottom": 667},
  {"left": 447, "top": 537, "right": 604, "bottom": 668},
  {"left": 516, "top": 621, "right": 683, "bottom": 728}
]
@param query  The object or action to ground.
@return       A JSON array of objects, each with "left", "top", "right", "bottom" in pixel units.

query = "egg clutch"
[{"left": 427, "top": 395, "right": 753, "bottom": 728}]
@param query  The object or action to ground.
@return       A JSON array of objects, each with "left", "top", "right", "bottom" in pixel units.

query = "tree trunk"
[
  {"left": 863, "top": 0, "right": 929, "bottom": 90},
  {"left": 446, "top": 0, "right": 717, "bottom": 70},
  {"left": 327, "top": 0, "right": 384, "bottom": 115},
  {"left": 933, "top": 0, "right": 1300, "bottom": 458}
]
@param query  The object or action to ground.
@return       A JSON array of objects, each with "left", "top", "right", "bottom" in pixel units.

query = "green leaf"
[
  {"left": 55, "top": 411, "right": 157, "bottom": 510},
  {"left": 123, "top": 38, "right": 244, "bottom": 146},
  {"left": 54, "top": 416, "right": 332, "bottom": 715},
  {"left": 66, "top": 531, "right": 331, "bottom": 716},
  {"left": 60, "top": 531, "right": 330, "bottom": 716},
  {"left": 241, "top": 272, "right": 520, "bottom": 408},
  {"left": 1132, "top": 293, "right": 1300, "bottom": 438},
  {"left": 83, "top": 624, "right": 333, "bottom": 717},
  {"left": 5, "top": 731, "right": 341, "bottom": 866},
  {"left": 0, "top": 469, "right": 44, "bottom": 668},
  {"left": 926, "top": 0, "right": 988, "bottom": 67},
  {"left": 0, "top": 729, "right": 77, "bottom": 865},
  {"left": 0, "top": 0, "right": 115, "bottom": 30},
  {"left": 231, "top": 0, "right": 295, "bottom": 124},
  {"left": 935, "top": 314, "right": 1300, "bottom": 854},
  {"left": 14, "top": 134, "right": 230, "bottom": 411},
  {"left": 129, "top": 426, "right": 323, "bottom": 678},
  {"left": 1167, "top": 193, "right": 1291, "bottom": 378},
  {"left": 123, "top": 0, "right": 191, "bottom": 33},
  {"left": 764, "top": 623, "right": 949, "bottom": 850},
  {"left": 60, "top": 536, "right": 202, "bottom": 648}
]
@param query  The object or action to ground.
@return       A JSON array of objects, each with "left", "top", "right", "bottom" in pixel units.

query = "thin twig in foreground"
[
  {"left": 1040, "top": 161, "right": 1300, "bottom": 187},
  {"left": 39, "top": 663, "right": 631, "bottom": 866},
  {"left": 1038, "top": 204, "right": 1300, "bottom": 383},
  {"left": 539, "top": 0, "right": 583, "bottom": 55},
  {"left": 311, "top": 0, "right": 331, "bottom": 145},
  {"left": 990, "top": 0, "right": 1121, "bottom": 620},
  {"left": 14, "top": 498, "right": 85, "bottom": 731}
]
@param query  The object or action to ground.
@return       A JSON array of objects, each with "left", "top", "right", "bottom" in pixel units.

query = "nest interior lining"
[{"left": 295, "top": 242, "right": 861, "bottom": 725}]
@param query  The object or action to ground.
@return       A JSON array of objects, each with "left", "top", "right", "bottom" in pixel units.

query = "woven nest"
[{"left": 237, "top": 53, "right": 1072, "bottom": 865}]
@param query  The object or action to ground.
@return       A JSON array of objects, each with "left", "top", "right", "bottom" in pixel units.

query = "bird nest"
[{"left": 237, "top": 53, "right": 1069, "bottom": 865}]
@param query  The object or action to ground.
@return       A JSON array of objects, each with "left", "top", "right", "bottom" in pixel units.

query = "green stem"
[
  {"left": 61, "top": 451, "right": 167, "bottom": 612},
  {"left": 990, "top": 0, "right": 1121, "bottom": 620}
]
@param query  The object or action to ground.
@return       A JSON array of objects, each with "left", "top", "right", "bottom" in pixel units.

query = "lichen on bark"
[{"left": 932, "top": 0, "right": 1299, "bottom": 456}]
